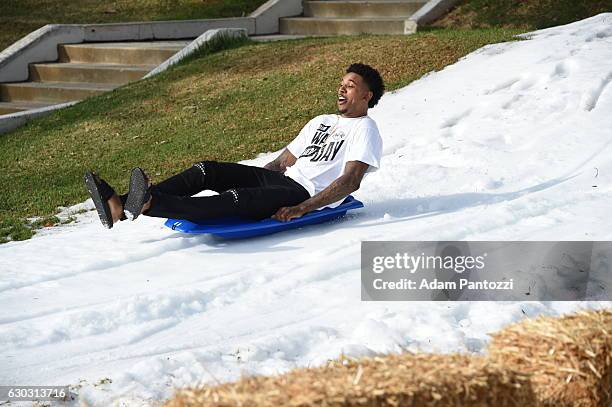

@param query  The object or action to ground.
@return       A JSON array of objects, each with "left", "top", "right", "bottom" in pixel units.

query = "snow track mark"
[
  {"left": 552, "top": 60, "right": 572, "bottom": 79},
  {"left": 0, "top": 289, "right": 211, "bottom": 349},
  {"left": 0, "top": 233, "right": 207, "bottom": 293},
  {"left": 581, "top": 71, "right": 612, "bottom": 111},
  {"left": 484, "top": 77, "right": 520, "bottom": 95},
  {"left": 440, "top": 109, "right": 472, "bottom": 128},
  {"left": 585, "top": 26, "right": 612, "bottom": 42}
]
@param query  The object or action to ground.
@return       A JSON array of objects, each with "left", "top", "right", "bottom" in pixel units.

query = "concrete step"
[
  {"left": 0, "top": 81, "right": 115, "bottom": 103},
  {"left": 304, "top": 1, "right": 426, "bottom": 18},
  {"left": 58, "top": 41, "right": 190, "bottom": 65},
  {"left": 280, "top": 17, "right": 417, "bottom": 35},
  {"left": 29, "top": 62, "right": 156, "bottom": 85},
  {"left": 0, "top": 101, "right": 56, "bottom": 115}
]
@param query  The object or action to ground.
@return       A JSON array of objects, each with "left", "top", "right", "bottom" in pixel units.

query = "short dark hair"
[{"left": 346, "top": 63, "right": 384, "bottom": 108}]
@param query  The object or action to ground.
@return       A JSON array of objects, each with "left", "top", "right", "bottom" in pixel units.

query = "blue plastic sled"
[{"left": 164, "top": 196, "right": 363, "bottom": 239}]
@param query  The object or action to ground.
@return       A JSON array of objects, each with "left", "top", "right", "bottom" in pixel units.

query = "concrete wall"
[
  {"left": 0, "top": 101, "right": 77, "bottom": 135},
  {"left": 144, "top": 28, "right": 248, "bottom": 79},
  {"left": 0, "top": 25, "right": 83, "bottom": 82},
  {"left": 251, "top": 0, "right": 304, "bottom": 35},
  {"left": 410, "top": 0, "right": 462, "bottom": 26},
  {"left": 82, "top": 18, "right": 254, "bottom": 42}
]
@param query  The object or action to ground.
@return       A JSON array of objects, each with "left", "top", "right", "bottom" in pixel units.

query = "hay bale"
[
  {"left": 166, "top": 309, "right": 611, "bottom": 407},
  {"left": 488, "top": 309, "right": 612, "bottom": 407},
  {"left": 166, "top": 353, "right": 534, "bottom": 407}
]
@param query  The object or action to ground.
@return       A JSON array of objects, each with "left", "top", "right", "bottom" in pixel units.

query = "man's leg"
[
  {"left": 145, "top": 184, "right": 310, "bottom": 222},
  {"left": 151, "top": 161, "right": 273, "bottom": 197},
  {"left": 87, "top": 161, "right": 299, "bottom": 228},
  {"left": 117, "top": 160, "right": 275, "bottom": 218}
]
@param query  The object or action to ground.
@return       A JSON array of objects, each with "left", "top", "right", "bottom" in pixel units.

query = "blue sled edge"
[{"left": 164, "top": 196, "right": 364, "bottom": 239}]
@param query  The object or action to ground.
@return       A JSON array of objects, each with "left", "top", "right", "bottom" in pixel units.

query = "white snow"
[{"left": 1, "top": 14, "right": 612, "bottom": 406}]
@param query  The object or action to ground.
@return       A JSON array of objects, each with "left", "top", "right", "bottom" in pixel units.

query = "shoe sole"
[
  {"left": 84, "top": 172, "right": 113, "bottom": 229},
  {"left": 124, "top": 167, "right": 149, "bottom": 221}
]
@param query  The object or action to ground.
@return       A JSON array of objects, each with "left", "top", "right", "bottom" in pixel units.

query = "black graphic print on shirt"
[{"left": 298, "top": 123, "right": 345, "bottom": 162}]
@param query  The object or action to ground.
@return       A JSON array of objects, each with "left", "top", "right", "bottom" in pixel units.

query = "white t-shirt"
[{"left": 284, "top": 114, "right": 382, "bottom": 207}]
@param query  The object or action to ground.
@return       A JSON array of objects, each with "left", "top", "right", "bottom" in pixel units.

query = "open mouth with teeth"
[{"left": 338, "top": 95, "right": 347, "bottom": 106}]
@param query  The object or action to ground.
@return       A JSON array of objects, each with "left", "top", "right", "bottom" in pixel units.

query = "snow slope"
[{"left": 1, "top": 14, "right": 611, "bottom": 406}]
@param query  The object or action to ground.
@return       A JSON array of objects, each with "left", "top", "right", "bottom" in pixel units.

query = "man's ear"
[{"left": 364, "top": 90, "right": 373, "bottom": 104}]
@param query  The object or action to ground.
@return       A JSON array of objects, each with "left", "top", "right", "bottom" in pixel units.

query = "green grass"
[
  {"left": 0, "top": 28, "right": 525, "bottom": 243},
  {"left": 0, "top": 217, "right": 34, "bottom": 244},
  {"left": 431, "top": 0, "right": 612, "bottom": 29},
  {"left": 0, "top": 0, "right": 267, "bottom": 52}
]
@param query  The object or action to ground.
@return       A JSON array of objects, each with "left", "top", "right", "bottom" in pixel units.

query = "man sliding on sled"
[{"left": 85, "top": 63, "right": 384, "bottom": 228}]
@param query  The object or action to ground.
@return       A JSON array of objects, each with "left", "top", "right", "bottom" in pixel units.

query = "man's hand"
[{"left": 272, "top": 204, "right": 309, "bottom": 222}]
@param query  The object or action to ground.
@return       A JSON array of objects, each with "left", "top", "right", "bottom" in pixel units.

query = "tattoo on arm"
[
  {"left": 263, "top": 160, "right": 282, "bottom": 172},
  {"left": 300, "top": 161, "right": 369, "bottom": 211},
  {"left": 264, "top": 149, "right": 297, "bottom": 172}
]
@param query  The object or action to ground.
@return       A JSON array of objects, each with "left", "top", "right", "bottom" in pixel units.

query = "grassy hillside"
[
  {"left": 0, "top": 0, "right": 267, "bottom": 52},
  {"left": 430, "top": 0, "right": 612, "bottom": 29},
  {"left": 0, "top": 29, "right": 525, "bottom": 242}
]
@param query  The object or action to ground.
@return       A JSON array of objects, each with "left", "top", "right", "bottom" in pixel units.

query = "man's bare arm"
[
  {"left": 272, "top": 161, "right": 369, "bottom": 221},
  {"left": 300, "top": 160, "right": 368, "bottom": 211},
  {"left": 264, "top": 148, "right": 297, "bottom": 173}
]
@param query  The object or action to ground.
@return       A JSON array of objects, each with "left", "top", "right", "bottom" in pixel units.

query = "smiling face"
[{"left": 337, "top": 72, "right": 373, "bottom": 118}]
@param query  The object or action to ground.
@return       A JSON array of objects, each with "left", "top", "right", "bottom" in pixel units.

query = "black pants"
[{"left": 138, "top": 161, "right": 310, "bottom": 222}]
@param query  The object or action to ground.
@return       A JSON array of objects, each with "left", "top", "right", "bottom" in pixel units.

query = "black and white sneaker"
[
  {"left": 84, "top": 171, "right": 116, "bottom": 229},
  {"left": 124, "top": 167, "right": 151, "bottom": 221}
]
